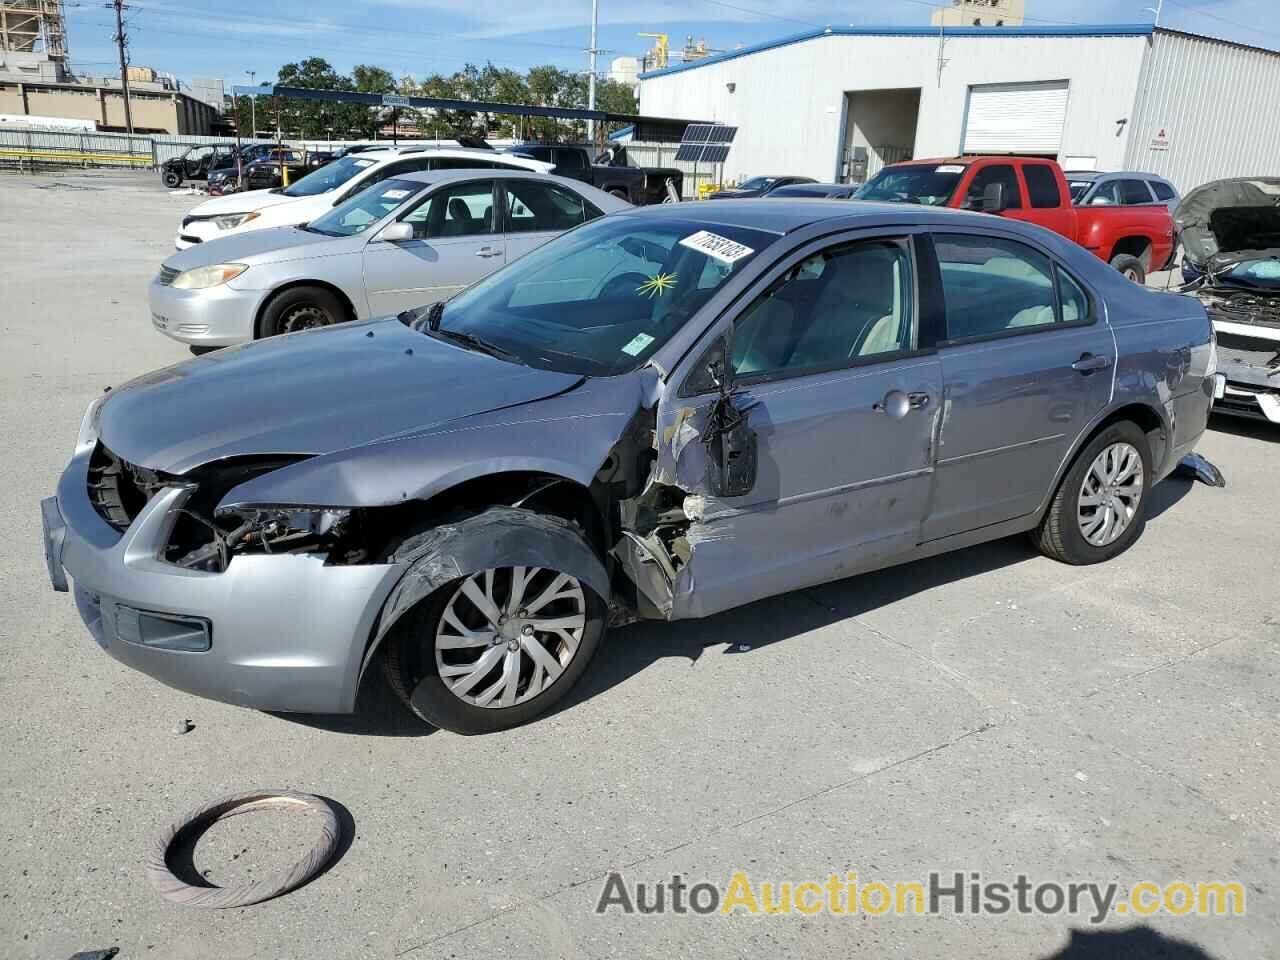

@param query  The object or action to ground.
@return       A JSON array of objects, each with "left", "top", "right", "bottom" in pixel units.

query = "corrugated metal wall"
[{"left": 1126, "top": 29, "right": 1280, "bottom": 192}]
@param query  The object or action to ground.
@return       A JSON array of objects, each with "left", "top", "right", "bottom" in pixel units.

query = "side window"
[
  {"left": 965, "top": 164, "right": 1022, "bottom": 210},
  {"left": 401, "top": 181, "right": 495, "bottom": 239},
  {"left": 731, "top": 240, "right": 914, "bottom": 379},
  {"left": 935, "top": 234, "right": 1064, "bottom": 340},
  {"left": 555, "top": 149, "right": 587, "bottom": 172},
  {"left": 1023, "top": 164, "right": 1063, "bottom": 208},
  {"left": 1151, "top": 181, "right": 1176, "bottom": 202},
  {"left": 504, "top": 181, "right": 591, "bottom": 233},
  {"left": 432, "top": 157, "right": 494, "bottom": 170},
  {"left": 1119, "top": 179, "right": 1155, "bottom": 205},
  {"left": 1056, "top": 266, "right": 1091, "bottom": 324},
  {"left": 1088, "top": 180, "right": 1121, "bottom": 205}
]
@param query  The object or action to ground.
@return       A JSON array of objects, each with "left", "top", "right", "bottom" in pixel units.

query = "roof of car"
[
  {"left": 372, "top": 169, "right": 613, "bottom": 193},
  {"left": 621, "top": 197, "right": 1020, "bottom": 234}
]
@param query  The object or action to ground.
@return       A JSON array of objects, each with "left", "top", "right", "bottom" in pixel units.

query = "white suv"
[{"left": 174, "top": 146, "right": 553, "bottom": 249}]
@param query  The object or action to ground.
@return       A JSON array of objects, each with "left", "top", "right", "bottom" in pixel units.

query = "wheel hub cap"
[
  {"left": 435, "top": 566, "right": 587, "bottom": 709},
  {"left": 1077, "top": 441, "right": 1144, "bottom": 547}
]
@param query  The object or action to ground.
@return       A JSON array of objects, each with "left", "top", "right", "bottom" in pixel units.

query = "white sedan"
[{"left": 174, "top": 146, "right": 553, "bottom": 249}]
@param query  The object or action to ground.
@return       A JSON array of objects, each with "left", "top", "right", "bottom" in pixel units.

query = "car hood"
[
  {"left": 97, "top": 319, "right": 585, "bottom": 474},
  {"left": 1176, "top": 177, "right": 1280, "bottom": 272},
  {"left": 187, "top": 188, "right": 298, "bottom": 217},
  {"left": 163, "top": 225, "right": 345, "bottom": 271},
  {"left": 709, "top": 188, "right": 757, "bottom": 199}
]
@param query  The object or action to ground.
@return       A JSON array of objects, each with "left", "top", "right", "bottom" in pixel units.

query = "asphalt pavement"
[{"left": 1, "top": 169, "right": 1276, "bottom": 959}]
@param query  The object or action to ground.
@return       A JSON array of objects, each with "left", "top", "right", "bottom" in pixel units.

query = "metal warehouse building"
[{"left": 637, "top": 24, "right": 1280, "bottom": 193}]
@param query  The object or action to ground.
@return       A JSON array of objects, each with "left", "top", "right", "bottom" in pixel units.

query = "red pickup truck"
[{"left": 856, "top": 156, "right": 1176, "bottom": 284}]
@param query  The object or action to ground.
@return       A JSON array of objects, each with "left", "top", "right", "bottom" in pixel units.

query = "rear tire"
[
  {"left": 1110, "top": 253, "right": 1146, "bottom": 285},
  {"left": 607, "top": 188, "right": 629, "bottom": 201},
  {"left": 1032, "top": 421, "right": 1152, "bottom": 565},
  {"left": 162, "top": 170, "right": 182, "bottom": 188},
  {"left": 258, "top": 285, "right": 346, "bottom": 339}
]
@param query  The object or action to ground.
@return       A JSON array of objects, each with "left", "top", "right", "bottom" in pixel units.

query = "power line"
[
  {"left": 696, "top": 0, "right": 824, "bottom": 28},
  {"left": 68, "top": 16, "right": 580, "bottom": 74},
  {"left": 128, "top": 0, "right": 587, "bottom": 53},
  {"left": 1160, "top": 0, "right": 1280, "bottom": 40}
]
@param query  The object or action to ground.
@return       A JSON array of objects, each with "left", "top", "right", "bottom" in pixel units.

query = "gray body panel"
[{"left": 51, "top": 199, "right": 1214, "bottom": 714}]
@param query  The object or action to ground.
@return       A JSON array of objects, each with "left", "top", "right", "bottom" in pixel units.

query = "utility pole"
[
  {"left": 110, "top": 0, "right": 134, "bottom": 135},
  {"left": 586, "top": 0, "right": 599, "bottom": 142},
  {"left": 246, "top": 70, "right": 257, "bottom": 137}
]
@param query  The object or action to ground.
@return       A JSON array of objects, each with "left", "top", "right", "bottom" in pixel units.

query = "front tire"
[
  {"left": 1110, "top": 253, "right": 1146, "bottom": 285},
  {"left": 258, "top": 286, "right": 346, "bottom": 338},
  {"left": 162, "top": 169, "right": 182, "bottom": 188},
  {"left": 1033, "top": 421, "right": 1152, "bottom": 565},
  {"left": 383, "top": 562, "right": 606, "bottom": 735}
]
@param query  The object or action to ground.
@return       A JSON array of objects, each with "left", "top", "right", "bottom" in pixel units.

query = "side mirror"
[
  {"left": 377, "top": 222, "right": 414, "bottom": 243},
  {"left": 980, "top": 181, "right": 1007, "bottom": 213}
]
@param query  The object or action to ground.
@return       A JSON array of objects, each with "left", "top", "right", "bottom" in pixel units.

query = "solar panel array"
[{"left": 674, "top": 124, "right": 738, "bottom": 163}]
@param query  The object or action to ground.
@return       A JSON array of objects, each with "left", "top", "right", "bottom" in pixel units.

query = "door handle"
[
  {"left": 1071, "top": 353, "right": 1112, "bottom": 374},
  {"left": 874, "top": 390, "right": 930, "bottom": 418},
  {"left": 475, "top": 246, "right": 502, "bottom": 258}
]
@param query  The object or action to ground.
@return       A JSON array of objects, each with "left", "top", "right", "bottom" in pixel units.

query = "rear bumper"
[{"left": 45, "top": 447, "right": 403, "bottom": 714}]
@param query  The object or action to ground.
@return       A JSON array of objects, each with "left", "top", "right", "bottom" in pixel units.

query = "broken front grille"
[
  {"left": 86, "top": 442, "right": 155, "bottom": 532},
  {"left": 157, "top": 265, "right": 181, "bottom": 286}
]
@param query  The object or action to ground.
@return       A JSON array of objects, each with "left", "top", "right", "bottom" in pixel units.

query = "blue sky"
[{"left": 64, "top": 0, "right": 1276, "bottom": 88}]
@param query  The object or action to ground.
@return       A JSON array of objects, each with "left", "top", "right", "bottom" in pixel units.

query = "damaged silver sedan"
[{"left": 43, "top": 202, "right": 1219, "bottom": 733}]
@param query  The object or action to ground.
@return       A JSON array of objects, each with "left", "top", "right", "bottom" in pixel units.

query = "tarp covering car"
[{"left": 1176, "top": 177, "right": 1280, "bottom": 275}]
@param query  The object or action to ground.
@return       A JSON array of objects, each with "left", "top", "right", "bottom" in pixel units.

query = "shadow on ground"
[{"left": 1040, "top": 925, "right": 1218, "bottom": 959}]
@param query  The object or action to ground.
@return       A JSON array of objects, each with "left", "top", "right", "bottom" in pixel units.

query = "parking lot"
[{"left": 2, "top": 168, "right": 1278, "bottom": 958}]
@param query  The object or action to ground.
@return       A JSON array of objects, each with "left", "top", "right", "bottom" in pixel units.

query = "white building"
[
  {"left": 932, "top": 0, "right": 1025, "bottom": 27},
  {"left": 638, "top": 25, "right": 1280, "bottom": 192}
]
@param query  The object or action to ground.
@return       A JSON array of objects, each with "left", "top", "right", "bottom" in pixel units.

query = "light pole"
[
  {"left": 246, "top": 70, "right": 256, "bottom": 138},
  {"left": 586, "top": 0, "right": 598, "bottom": 142}
]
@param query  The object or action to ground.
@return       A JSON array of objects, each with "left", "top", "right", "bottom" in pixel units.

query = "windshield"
[
  {"left": 432, "top": 215, "right": 778, "bottom": 376},
  {"left": 738, "top": 177, "right": 777, "bottom": 191},
  {"left": 855, "top": 164, "right": 966, "bottom": 206},
  {"left": 281, "top": 153, "right": 379, "bottom": 197},
  {"left": 1068, "top": 180, "right": 1094, "bottom": 202},
  {"left": 305, "top": 178, "right": 425, "bottom": 237}
]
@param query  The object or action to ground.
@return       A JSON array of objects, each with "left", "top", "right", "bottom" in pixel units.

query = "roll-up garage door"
[{"left": 962, "top": 81, "right": 1070, "bottom": 154}]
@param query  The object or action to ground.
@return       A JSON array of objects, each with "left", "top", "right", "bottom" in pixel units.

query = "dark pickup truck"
[{"left": 503, "top": 143, "right": 681, "bottom": 205}]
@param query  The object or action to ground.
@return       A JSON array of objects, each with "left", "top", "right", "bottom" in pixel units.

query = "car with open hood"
[
  {"left": 45, "top": 200, "right": 1219, "bottom": 734},
  {"left": 174, "top": 146, "right": 553, "bottom": 249},
  {"left": 1176, "top": 176, "right": 1280, "bottom": 423},
  {"left": 151, "top": 170, "right": 629, "bottom": 347}
]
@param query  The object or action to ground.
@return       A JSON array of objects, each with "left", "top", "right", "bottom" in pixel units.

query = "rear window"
[{"left": 1023, "top": 164, "right": 1063, "bottom": 208}]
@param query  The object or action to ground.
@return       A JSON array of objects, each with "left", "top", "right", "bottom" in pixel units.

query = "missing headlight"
[{"left": 170, "top": 506, "right": 353, "bottom": 571}]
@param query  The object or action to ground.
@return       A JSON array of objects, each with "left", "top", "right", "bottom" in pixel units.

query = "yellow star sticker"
[{"left": 636, "top": 272, "right": 678, "bottom": 298}]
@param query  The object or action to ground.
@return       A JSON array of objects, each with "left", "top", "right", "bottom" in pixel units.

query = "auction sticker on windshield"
[
  {"left": 382, "top": 189, "right": 411, "bottom": 200},
  {"left": 679, "top": 230, "right": 755, "bottom": 264},
  {"left": 936, "top": 165, "right": 965, "bottom": 174},
  {"left": 621, "top": 333, "right": 655, "bottom": 356}
]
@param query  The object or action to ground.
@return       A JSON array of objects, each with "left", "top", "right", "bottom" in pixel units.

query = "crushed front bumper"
[
  {"left": 44, "top": 449, "right": 403, "bottom": 714},
  {"left": 1214, "top": 350, "right": 1280, "bottom": 423}
]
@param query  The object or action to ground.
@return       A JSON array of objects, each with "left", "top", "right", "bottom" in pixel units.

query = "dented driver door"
[{"left": 651, "top": 231, "right": 943, "bottom": 620}]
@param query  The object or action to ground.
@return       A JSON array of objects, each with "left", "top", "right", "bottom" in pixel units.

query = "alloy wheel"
[
  {"left": 1077, "top": 441, "right": 1144, "bottom": 547},
  {"left": 434, "top": 567, "right": 587, "bottom": 709}
]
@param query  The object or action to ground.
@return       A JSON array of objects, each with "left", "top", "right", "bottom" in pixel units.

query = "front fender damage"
[
  {"left": 609, "top": 379, "right": 756, "bottom": 621},
  {"left": 372, "top": 506, "right": 611, "bottom": 649}
]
